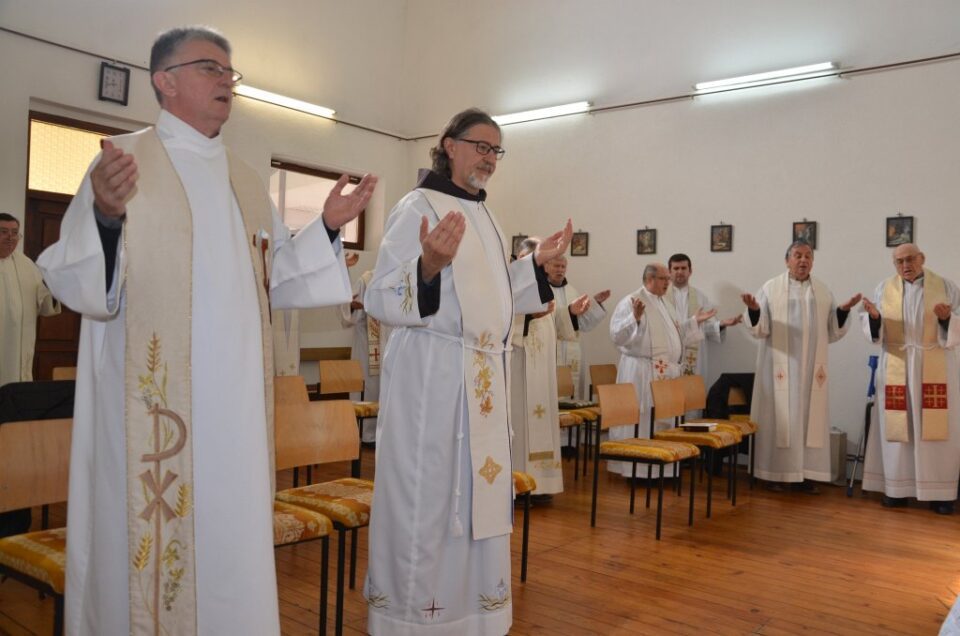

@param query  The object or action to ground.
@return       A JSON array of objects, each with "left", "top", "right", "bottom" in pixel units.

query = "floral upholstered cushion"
[
  {"left": 559, "top": 411, "right": 584, "bottom": 428},
  {"left": 654, "top": 428, "right": 739, "bottom": 449},
  {"left": 273, "top": 501, "right": 333, "bottom": 546},
  {"left": 600, "top": 439, "right": 700, "bottom": 462},
  {"left": 276, "top": 477, "right": 374, "bottom": 528},
  {"left": 353, "top": 401, "right": 380, "bottom": 418},
  {"left": 686, "top": 416, "right": 757, "bottom": 435},
  {"left": 512, "top": 471, "right": 537, "bottom": 495},
  {"left": 0, "top": 527, "right": 67, "bottom": 594},
  {"left": 568, "top": 407, "right": 600, "bottom": 422}
]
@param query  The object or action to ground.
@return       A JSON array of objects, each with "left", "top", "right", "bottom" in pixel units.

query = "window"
[
  {"left": 27, "top": 113, "right": 121, "bottom": 195},
  {"left": 269, "top": 159, "right": 365, "bottom": 249}
]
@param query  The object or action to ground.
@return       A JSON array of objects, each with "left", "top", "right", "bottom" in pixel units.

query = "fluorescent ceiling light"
[
  {"left": 694, "top": 62, "right": 837, "bottom": 94},
  {"left": 493, "top": 101, "right": 591, "bottom": 125},
  {"left": 234, "top": 85, "right": 336, "bottom": 119}
]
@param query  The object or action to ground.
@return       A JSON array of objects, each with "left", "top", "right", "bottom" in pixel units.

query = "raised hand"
[
  {"left": 532, "top": 300, "right": 556, "bottom": 319},
  {"left": 593, "top": 289, "right": 611, "bottom": 305},
  {"left": 695, "top": 308, "right": 718, "bottom": 324},
  {"left": 92, "top": 140, "right": 138, "bottom": 218},
  {"left": 934, "top": 303, "right": 953, "bottom": 321},
  {"left": 631, "top": 296, "right": 645, "bottom": 321},
  {"left": 861, "top": 298, "right": 880, "bottom": 320},
  {"left": 419, "top": 212, "right": 466, "bottom": 283},
  {"left": 741, "top": 293, "right": 760, "bottom": 311},
  {"left": 322, "top": 173, "right": 378, "bottom": 230},
  {"left": 534, "top": 219, "right": 573, "bottom": 265},
  {"left": 345, "top": 252, "right": 360, "bottom": 267},
  {"left": 839, "top": 293, "right": 863, "bottom": 312},
  {"left": 720, "top": 314, "right": 743, "bottom": 327},
  {"left": 569, "top": 293, "right": 591, "bottom": 316}
]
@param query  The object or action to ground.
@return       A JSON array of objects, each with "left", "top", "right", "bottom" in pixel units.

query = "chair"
[
  {"left": 557, "top": 366, "right": 601, "bottom": 479},
  {"left": 591, "top": 384, "right": 699, "bottom": 539},
  {"left": 0, "top": 418, "right": 72, "bottom": 635},
  {"left": 273, "top": 380, "right": 371, "bottom": 636},
  {"left": 317, "top": 360, "right": 379, "bottom": 478},
  {"left": 272, "top": 501, "right": 333, "bottom": 634},
  {"left": 588, "top": 364, "right": 617, "bottom": 402},
  {"left": 512, "top": 471, "right": 536, "bottom": 583},
  {"left": 50, "top": 367, "right": 76, "bottom": 381},
  {"left": 651, "top": 379, "right": 741, "bottom": 518}
]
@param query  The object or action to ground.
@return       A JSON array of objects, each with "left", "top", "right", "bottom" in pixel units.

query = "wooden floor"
[{"left": 2, "top": 450, "right": 958, "bottom": 635}]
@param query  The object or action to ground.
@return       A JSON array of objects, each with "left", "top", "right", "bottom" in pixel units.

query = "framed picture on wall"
[
  {"left": 636, "top": 228, "right": 657, "bottom": 255},
  {"left": 792, "top": 221, "right": 818, "bottom": 249},
  {"left": 710, "top": 224, "right": 733, "bottom": 252},
  {"left": 886, "top": 216, "right": 913, "bottom": 247},
  {"left": 511, "top": 234, "right": 528, "bottom": 258},
  {"left": 570, "top": 231, "right": 589, "bottom": 257}
]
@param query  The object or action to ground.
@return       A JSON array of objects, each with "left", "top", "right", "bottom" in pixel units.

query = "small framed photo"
[
  {"left": 792, "top": 221, "right": 818, "bottom": 249},
  {"left": 710, "top": 224, "right": 733, "bottom": 252},
  {"left": 636, "top": 229, "right": 657, "bottom": 255},
  {"left": 570, "top": 231, "right": 589, "bottom": 257},
  {"left": 511, "top": 234, "right": 528, "bottom": 258},
  {"left": 886, "top": 216, "right": 914, "bottom": 247}
]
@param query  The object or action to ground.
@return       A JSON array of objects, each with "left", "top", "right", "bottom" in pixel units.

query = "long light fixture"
[
  {"left": 493, "top": 101, "right": 591, "bottom": 125},
  {"left": 234, "top": 85, "right": 336, "bottom": 119},
  {"left": 694, "top": 62, "right": 837, "bottom": 95}
]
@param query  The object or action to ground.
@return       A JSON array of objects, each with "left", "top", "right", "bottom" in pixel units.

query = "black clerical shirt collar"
[{"left": 416, "top": 169, "right": 487, "bottom": 202}]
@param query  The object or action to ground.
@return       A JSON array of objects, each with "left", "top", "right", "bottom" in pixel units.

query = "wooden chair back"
[
  {"left": 275, "top": 375, "right": 310, "bottom": 404},
  {"left": 589, "top": 364, "right": 617, "bottom": 399},
  {"left": 318, "top": 359, "right": 365, "bottom": 395},
  {"left": 677, "top": 375, "right": 708, "bottom": 412},
  {"left": 650, "top": 378, "right": 686, "bottom": 421},
  {"left": 596, "top": 383, "right": 639, "bottom": 431},
  {"left": 0, "top": 418, "right": 72, "bottom": 512},
  {"left": 557, "top": 366, "right": 575, "bottom": 399},
  {"left": 274, "top": 400, "right": 359, "bottom": 471},
  {"left": 51, "top": 367, "right": 77, "bottom": 380}
]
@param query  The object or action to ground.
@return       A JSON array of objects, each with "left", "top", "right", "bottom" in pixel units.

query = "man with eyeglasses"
[
  {"left": 860, "top": 243, "right": 960, "bottom": 515},
  {"left": 0, "top": 212, "right": 60, "bottom": 388},
  {"left": 38, "top": 26, "right": 376, "bottom": 635},
  {"left": 362, "top": 108, "right": 571, "bottom": 635}
]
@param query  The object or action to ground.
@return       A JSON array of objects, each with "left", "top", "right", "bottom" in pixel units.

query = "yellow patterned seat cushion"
[
  {"left": 654, "top": 428, "right": 739, "bottom": 449},
  {"left": 353, "top": 401, "right": 379, "bottom": 418},
  {"left": 0, "top": 527, "right": 66, "bottom": 594},
  {"left": 568, "top": 407, "right": 600, "bottom": 422},
  {"left": 273, "top": 501, "right": 333, "bottom": 546},
  {"left": 728, "top": 415, "right": 759, "bottom": 434},
  {"left": 559, "top": 410, "right": 584, "bottom": 427},
  {"left": 687, "top": 417, "right": 757, "bottom": 435},
  {"left": 276, "top": 477, "right": 373, "bottom": 528},
  {"left": 512, "top": 471, "right": 537, "bottom": 495},
  {"left": 600, "top": 439, "right": 700, "bottom": 462}
]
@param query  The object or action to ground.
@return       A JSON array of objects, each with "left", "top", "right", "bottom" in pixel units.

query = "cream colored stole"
[
  {"left": 880, "top": 270, "right": 949, "bottom": 442},
  {"left": 359, "top": 270, "right": 382, "bottom": 377},
  {"left": 553, "top": 284, "right": 582, "bottom": 379},
  {"left": 113, "top": 128, "right": 274, "bottom": 635},
  {"left": 767, "top": 273, "right": 830, "bottom": 449},
  {"left": 419, "top": 188, "right": 514, "bottom": 541},
  {"left": 523, "top": 314, "right": 558, "bottom": 462},
  {"left": 645, "top": 290, "right": 682, "bottom": 380},
  {"left": 670, "top": 286, "right": 701, "bottom": 375}
]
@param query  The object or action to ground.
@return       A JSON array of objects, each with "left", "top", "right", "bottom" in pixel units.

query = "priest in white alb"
[
  {"left": 608, "top": 263, "right": 715, "bottom": 477},
  {"left": 363, "top": 108, "right": 571, "bottom": 635},
  {"left": 37, "top": 26, "right": 376, "bottom": 636},
  {"left": 860, "top": 243, "right": 960, "bottom": 515},
  {"left": 742, "top": 240, "right": 860, "bottom": 492}
]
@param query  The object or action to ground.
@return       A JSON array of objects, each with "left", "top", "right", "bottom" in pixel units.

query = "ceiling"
[{"left": 3, "top": 0, "right": 959, "bottom": 137}]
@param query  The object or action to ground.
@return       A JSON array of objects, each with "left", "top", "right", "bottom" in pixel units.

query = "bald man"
[{"left": 861, "top": 244, "right": 960, "bottom": 515}]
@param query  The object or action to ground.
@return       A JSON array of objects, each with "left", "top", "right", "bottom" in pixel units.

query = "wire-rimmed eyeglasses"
[{"left": 164, "top": 59, "right": 243, "bottom": 84}]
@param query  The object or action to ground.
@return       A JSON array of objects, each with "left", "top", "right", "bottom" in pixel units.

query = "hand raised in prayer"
[
  {"left": 695, "top": 308, "right": 717, "bottom": 324},
  {"left": 720, "top": 314, "right": 743, "bottom": 328},
  {"left": 839, "top": 293, "right": 863, "bottom": 312},
  {"left": 593, "top": 289, "right": 611, "bottom": 305},
  {"left": 569, "top": 293, "right": 591, "bottom": 316},
  {"left": 345, "top": 252, "right": 360, "bottom": 267},
  {"left": 91, "top": 140, "right": 138, "bottom": 218},
  {"left": 934, "top": 303, "right": 953, "bottom": 321},
  {"left": 322, "top": 173, "right": 378, "bottom": 230},
  {"left": 532, "top": 300, "right": 556, "bottom": 319},
  {"left": 861, "top": 298, "right": 880, "bottom": 320},
  {"left": 631, "top": 296, "right": 645, "bottom": 322},
  {"left": 419, "top": 212, "right": 465, "bottom": 283},
  {"left": 740, "top": 293, "right": 760, "bottom": 311},
  {"left": 534, "top": 219, "right": 573, "bottom": 266}
]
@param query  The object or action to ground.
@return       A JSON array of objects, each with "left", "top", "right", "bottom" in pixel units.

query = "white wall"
[{"left": 414, "top": 59, "right": 960, "bottom": 444}]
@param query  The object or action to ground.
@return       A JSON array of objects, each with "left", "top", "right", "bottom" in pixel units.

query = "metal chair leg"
[
  {"left": 655, "top": 465, "right": 665, "bottom": 540},
  {"left": 749, "top": 434, "right": 755, "bottom": 490},
  {"left": 590, "top": 445, "right": 601, "bottom": 527},
  {"left": 573, "top": 425, "right": 580, "bottom": 480},
  {"left": 688, "top": 457, "right": 696, "bottom": 526},
  {"left": 645, "top": 464, "right": 652, "bottom": 509},
  {"left": 521, "top": 491, "right": 531, "bottom": 582},
  {"left": 706, "top": 449, "right": 714, "bottom": 519},
  {"left": 319, "top": 536, "right": 329, "bottom": 635},
  {"left": 630, "top": 463, "right": 638, "bottom": 514},
  {"left": 53, "top": 594, "right": 64, "bottom": 636},
  {"left": 336, "top": 529, "right": 346, "bottom": 636},
  {"left": 349, "top": 528, "right": 358, "bottom": 589}
]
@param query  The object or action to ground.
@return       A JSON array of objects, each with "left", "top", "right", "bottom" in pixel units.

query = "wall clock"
[{"left": 98, "top": 62, "right": 130, "bottom": 105}]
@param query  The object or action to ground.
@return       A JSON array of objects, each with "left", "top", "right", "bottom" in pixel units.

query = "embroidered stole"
[
  {"left": 521, "top": 314, "right": 558, "bottom": 462},
  {"left": 113, "top": 128, "right": 274, "bottom": 635},
  {"left": 880, "top": 270, "right": 949, "bottom": 442},
  {"left": 644, "top": 290, "right": 683, "bottom": 380},
  {"left": 670, "top": 287, "right": 701, "bottom": 375},
  {"left": 767, "top": 273, "right": 830, "bottom": 449},
  {"left": 553, "top": 284, "right": 582, "bottom": 382},
  {"left": 359, "top": 270, "right": 382, "bottom": 376},
  {"left": 419, "top": 188, "right": 513, "bottom": 540}
]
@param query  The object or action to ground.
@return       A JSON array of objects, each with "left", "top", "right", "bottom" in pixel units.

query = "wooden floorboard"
[{"left": 2, "top": 448, "right": 958, "bottom": 635}]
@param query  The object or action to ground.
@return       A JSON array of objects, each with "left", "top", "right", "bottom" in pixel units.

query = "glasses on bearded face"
[
  {"left": 164, "top": 59, "right": 243, "bottom": 84},
  {"left": 456, "top": 138, "right": 506, "bottom": 160}
]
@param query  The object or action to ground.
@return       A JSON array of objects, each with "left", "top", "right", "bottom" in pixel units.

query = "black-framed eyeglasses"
[
  {"left": 164, "top": 59, "right": 243, "bottom": 84},
  {"left": 457, "top": 138, "right": 506, "bottom": 159}
]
